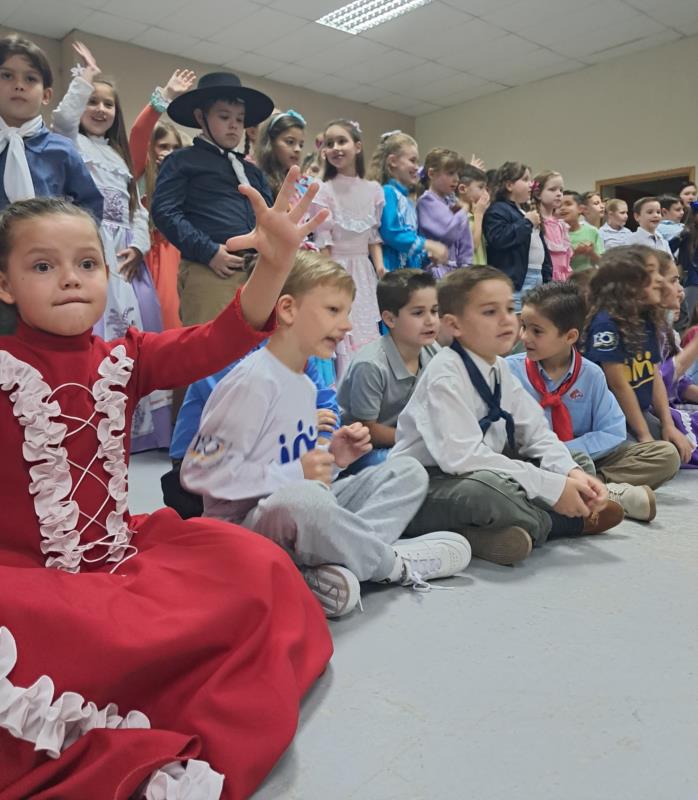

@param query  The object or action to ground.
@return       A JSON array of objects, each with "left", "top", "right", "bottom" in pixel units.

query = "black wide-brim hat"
[{"left": 167, "top": 72, "right": 274, "bottom": 129}]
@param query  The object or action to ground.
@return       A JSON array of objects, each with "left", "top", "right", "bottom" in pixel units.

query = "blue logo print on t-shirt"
[{"left": 279, "top": 419, "right": 317, "bottom": 463}]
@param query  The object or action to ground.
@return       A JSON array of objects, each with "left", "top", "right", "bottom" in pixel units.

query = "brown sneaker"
[
  {"left": 582, "top": 500, "right": 625, "bottom": 534},
  {"left": 462, "top": 526, "right": 533, "bottom": 566}
]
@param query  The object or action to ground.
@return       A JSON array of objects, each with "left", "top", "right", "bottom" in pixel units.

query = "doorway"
[{"left": 596, "top": 167, "right": 695, "bottom": 230}]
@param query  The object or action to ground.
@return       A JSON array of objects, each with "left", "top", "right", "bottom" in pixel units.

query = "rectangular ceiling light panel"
[{"left": 317, "top": 0, "right": 432, "bottom": 35}]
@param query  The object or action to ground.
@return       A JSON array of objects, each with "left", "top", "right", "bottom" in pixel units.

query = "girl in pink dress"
[
  {"left": 0, "top": 170, "right": 332, "bottom": 800},
  {"left": 533, "top": 170, "right": 573, "bottom": 282},
  {"left": 312, "top": 119, "right": 385, "bottom": 378}
]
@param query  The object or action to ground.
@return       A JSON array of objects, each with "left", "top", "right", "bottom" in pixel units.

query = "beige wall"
[
  {"left": 1, "top": 26, "right": 413, "bottom": 158},
  {"left": 415, "top": 34, "right": 698, "bottom": 193}
]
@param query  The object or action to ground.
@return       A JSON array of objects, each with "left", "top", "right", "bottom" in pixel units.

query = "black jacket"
[{"left": 483, "top": 200, "right": 552, "bottom": 290}]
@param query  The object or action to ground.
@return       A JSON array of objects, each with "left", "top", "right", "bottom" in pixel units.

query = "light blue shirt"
[
  {"left": 657, "top": 219, "right": 683, "bottom": 244},
  {"left": 507, "top": 351, "right": 627, "bottom": 460}
]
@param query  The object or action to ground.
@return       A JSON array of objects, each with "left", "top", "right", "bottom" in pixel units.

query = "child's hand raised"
[
  {"left": 163, "top": 69, "right": 197, "bottom": 102},
  {"left": 72, "top": 41, "right": 100, "bottom": 82},
  {"left": 225, "top": 166, "right": 330, "bottom": 329}
]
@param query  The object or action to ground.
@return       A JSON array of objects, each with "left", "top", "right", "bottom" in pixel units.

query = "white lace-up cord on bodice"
[{"left": 0, "top": 345, "right": 137, "bottom": 573}]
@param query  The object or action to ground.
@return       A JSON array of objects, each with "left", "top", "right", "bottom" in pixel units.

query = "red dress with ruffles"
[{"left": 0, "top": 295, "right": 332, "bottom": 800}]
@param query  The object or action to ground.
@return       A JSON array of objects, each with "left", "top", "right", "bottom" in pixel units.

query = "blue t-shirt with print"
[{"left": 584, "top": 310, "right": 660, "bottom": 410}]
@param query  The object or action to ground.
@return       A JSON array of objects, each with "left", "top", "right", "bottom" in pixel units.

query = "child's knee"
[
  {"left": 386, "top": 456, "right": 429, "bottom": 493},
  {"left": 653, "top": 441, "right": 681, "bottom": 482}
]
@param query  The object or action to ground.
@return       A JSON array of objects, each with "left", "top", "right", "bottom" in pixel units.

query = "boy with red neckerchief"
[{"left": 507, "top": 281, "right": 679, "bottom": 522}]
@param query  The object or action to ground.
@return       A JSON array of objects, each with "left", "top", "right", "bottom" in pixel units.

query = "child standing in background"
[
  {"left": 657, "top": 194, "right": 685, "bottom": 244},
  {"left": 581, "top": 191, "right": 604, "bottom": 228},
  {"left": 583, "top": 246, "right": 692, "bottom": 464},
  {"left": 599, "top": 198, "right": 632, "bottom": 249},
  {"left": 628, "top": 197, "right": 672, "bottom": 254},
  {"left": 368, "top": 130, "right": 447, "bottom": 271},
  {"left": 129, "top": 68, "right": 196, "bottom": 330},
  {"left": 483, "top": 161, "right": 551, "bottom": 312},
  {"left": 456, "top": 163, "right": 489, "bottom": 265},
  {"left": 416, "top": 147, "right": 472, "bottom": 277},
  {"left": 675, "top": 201, "right": 698, "bottom": 316},
  {"left": 678, "top": 181, "right": 697, "bottom": 210},
  {"left": 0, "top": 34, "right": 104, "bottom": 336},
  {"left": 560, "top": 190, "right": 604, "bottom": 272},
  {"left": 311, "top": 119, "right": 384, "bottom": 377},
  {"left": 255, "top": 109, "right": 306, "bottom": 201},
  {"left": 532, "top": 170, "right": 572, "bottom": 281},
  {"left": 52, "top": 42, "right": 156, "bottom": 342}
]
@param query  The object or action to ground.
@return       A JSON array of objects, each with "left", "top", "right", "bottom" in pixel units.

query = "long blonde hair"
[
  {"left": 367, "top": 131, "right": 418, "bottom": 185},
  {"left": 144, "top": 121, "right": 185, "bottom": 230}
]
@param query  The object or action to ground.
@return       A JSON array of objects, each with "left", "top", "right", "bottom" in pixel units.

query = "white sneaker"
[
  {"left": 301, "top": 564, "right": 361, "bottom": 618},
  {"left": 606, "top": 482, "right": 656, "bottom": 522},
  {"left": 390, "top": 532, "right": 471, "bottom": 589}
]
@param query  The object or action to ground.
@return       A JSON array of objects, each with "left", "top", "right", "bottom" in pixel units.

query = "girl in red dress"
[{"left": 0, "top": 169, "right": 332, "bottom": 800}]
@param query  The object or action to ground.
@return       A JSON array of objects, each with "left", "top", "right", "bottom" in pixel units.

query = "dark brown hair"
[
  {"left": 255, "top": 111, "right": 306, "bottom": 198},
  {"left": 377, "top": 268, "right": 436, "bottom": 315},
  {"left": 522, "top": 281, "right": 585, "bottom": 334},
  {"left": 322, "top": 119, "right": 365, "bottom": 180},
  {"left": 0, "top": 34, "right": 53, "bottom": 88},
  {"left": 583, "top": 245, "right": 661, "bottom": 356},
  {"left": 438, "top": 265, "right": 512, "bottom": 317},
  {"left": 80, "top": 76, "right": 138, "bottom": 219},
  {"left": 492, "top": 161, "right": 530, "bottom": 202}
]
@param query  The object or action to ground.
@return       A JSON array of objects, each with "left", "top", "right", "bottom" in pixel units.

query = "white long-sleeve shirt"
[
  {"left": 181, "top": 347, "right": 317, "bottom": 522},
  {"left": 390, "top": 346, "right": 577, "bottom": 506}
]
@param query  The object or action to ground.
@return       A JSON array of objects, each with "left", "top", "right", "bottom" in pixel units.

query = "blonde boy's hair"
[
  {"left": 604, "top": 198, "right": 627, "bottom": 214},
  {"left": 281, "top": 249, "right": 355, "bottom": 300}
]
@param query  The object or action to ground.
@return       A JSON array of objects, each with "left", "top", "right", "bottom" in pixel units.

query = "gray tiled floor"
[{"left": 130, "top": 451, "right": 698, "bottom": 800}]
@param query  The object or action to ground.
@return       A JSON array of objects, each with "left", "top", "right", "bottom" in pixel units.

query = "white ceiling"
[{"left": 2, "top": 0, "right": 697, "bottom": 116}]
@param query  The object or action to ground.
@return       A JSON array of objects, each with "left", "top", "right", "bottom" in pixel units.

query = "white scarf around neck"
[
  {"left": 199, "top": 134, "right": 250, "bottom": 188},
  {"left": 0, "top": 114, "right": 44, "bottom": 202}
]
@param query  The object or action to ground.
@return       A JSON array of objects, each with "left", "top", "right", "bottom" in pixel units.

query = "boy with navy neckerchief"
[{"left": 392, "top": 267, "right": 624, "bottom": 567}]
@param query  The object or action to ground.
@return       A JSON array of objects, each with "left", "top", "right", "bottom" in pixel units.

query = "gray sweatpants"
[{"left": 242, "top": 456, "right": 428, "bottom": 581}]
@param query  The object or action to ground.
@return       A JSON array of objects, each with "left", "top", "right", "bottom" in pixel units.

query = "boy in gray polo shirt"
[{"left": 338, "top": 270, "right": 440, "bottom": 472}]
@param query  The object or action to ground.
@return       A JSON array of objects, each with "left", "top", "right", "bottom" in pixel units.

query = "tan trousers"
[
  {"left": 178, "top": 258, "right": 246, "bottom": 326},
  {"left": 593, "top": 441, "right": 680, "bottom": 489}
]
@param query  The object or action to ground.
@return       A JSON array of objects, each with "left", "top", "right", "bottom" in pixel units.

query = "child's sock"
[{"left": 546, "top": 510, "right": 584, "bottom": 538}]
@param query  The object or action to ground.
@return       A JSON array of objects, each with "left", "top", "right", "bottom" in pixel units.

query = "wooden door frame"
[{"left": 596, "top": 166, "right": 695, "bottom": 195}]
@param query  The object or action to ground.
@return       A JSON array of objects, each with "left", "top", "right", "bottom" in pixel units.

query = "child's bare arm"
[
  {"left": 673, "top": 334, "right": 698, "bottom": 379},
  {"left": 361, "top": 420, "right": 396, "bottom": 448},
  {"left": 369, "top": 243, "right": 386, "bottom": 279},
  {"left": 652, "top": 371, "right": 693, "bottom": 462},
  {"left": 602, "top": 362, "right": 653, "bottom": 441}
]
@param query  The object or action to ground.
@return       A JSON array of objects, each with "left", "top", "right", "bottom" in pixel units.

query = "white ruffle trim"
[
  {"left": 143, "top": 760, "right": 224, "bottom": 800},
  {"left": 79, "top": 132, "right": 133, "bottom": 180},
  {"left": 0, "top": 627, "right": 149, "bottom": 759},
  {"left": 313, "top": 199, "right": 381, "bottom": 235},
  {"left": 0, "top": 628, "right": 223, "bottom": 798},
  {"left": 0, "top": 345, "right": 135, "bottom": 571}
]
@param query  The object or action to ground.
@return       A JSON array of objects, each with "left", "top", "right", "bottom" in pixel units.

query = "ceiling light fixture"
[{"left": 316, "top": 0, "right": 432, "bottom": 35}]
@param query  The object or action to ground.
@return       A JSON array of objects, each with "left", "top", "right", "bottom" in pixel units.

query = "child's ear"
[
  {"left": 566, "top": 328, "right": 580, "bottom": 346},
  {"left": 381, "top": 309, "right": 396, "bottom": 329},
  {"left": 0, "top": 272, "right": 16, "bottom": 305},
  {"left": 276, "top": 293, "right": 297, "bottom": 325},
  {"left": 355, "top": 140, "right": 362, "bottom": 154},
  {"left": 41, "top": 87, "right": 53, "bottom": 106},
  {"left": 440, "top": 312, "right": 461, "bottom": 337}
]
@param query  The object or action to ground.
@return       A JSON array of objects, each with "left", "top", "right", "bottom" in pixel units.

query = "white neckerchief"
[
  {"left": 198, "top": 134, "right": 250, "bottom": 188},
  {"left": 0, "top": 115, "right": 44, "bottom": 202}
]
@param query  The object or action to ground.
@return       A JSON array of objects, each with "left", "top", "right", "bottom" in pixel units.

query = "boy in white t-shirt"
[{"left": 182, "top": 250, "right": 470, "bottom": 617}]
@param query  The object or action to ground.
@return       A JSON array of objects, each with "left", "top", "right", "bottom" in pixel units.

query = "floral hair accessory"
[
  {"left": 348, "top": 120, "right": 362, "bottom": 135},
  {"left": 381, "top": 129, "right": 402, "bottom": 141},
  {"left": 530, "top": 180, "right": 541, "bottom": 194},
  {"left": 70, "top": 64, "right": 86, "bottom": 79},
  {"left": 417, "top": 165, "right": 426, "bottom": 181}
]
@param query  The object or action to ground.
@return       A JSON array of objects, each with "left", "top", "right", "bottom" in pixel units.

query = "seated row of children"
[{"left": 172, "top": 239, "right": 696, "bottom": 619}]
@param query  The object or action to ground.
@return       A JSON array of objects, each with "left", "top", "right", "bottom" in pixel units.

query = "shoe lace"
[{"left": 402, "top": 564, "right": 432, "bottom": 593}]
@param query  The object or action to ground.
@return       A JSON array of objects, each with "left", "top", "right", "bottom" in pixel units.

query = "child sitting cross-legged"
[
  {"left": 181, "top": 251, "right": 470, "bottom": 618},
  {"left": 583, "top": 245, "right": 692, "bottom": 466},
  {"left": 508, "top": 281, "right": 680, "bottom": 521},
  {"left": 392, "top": 267, "right": 624, "bottom": 567},
  {"left": 337, "top": 269, "right": 440, "bottom": 473}
]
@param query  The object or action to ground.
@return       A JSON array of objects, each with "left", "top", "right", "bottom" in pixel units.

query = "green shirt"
[{"left": 568, "top": 222, "right": 604, "bottom": 272}]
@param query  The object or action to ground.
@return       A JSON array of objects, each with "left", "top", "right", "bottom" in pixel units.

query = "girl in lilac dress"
[
  {"left": 312, "top": 119, "right": 385, "bottom": 378},
  {"left": 416, "top": 147, "right": 473, "bottom": 278},
  {"left": 657, "top": 252, "right": 698, "bottom": 466}
]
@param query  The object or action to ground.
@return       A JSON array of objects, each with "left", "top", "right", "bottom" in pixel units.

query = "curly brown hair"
[{"left": 583, "top": 245, "right": 663, "bottom": 357}]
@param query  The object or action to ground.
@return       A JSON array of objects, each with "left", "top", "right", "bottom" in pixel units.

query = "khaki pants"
[
  {"left": 178, "top": 258, "right": 247, "bottom": 326},
  {"left": 593, "top": 441, "right": 680, "bottom": 489}
]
